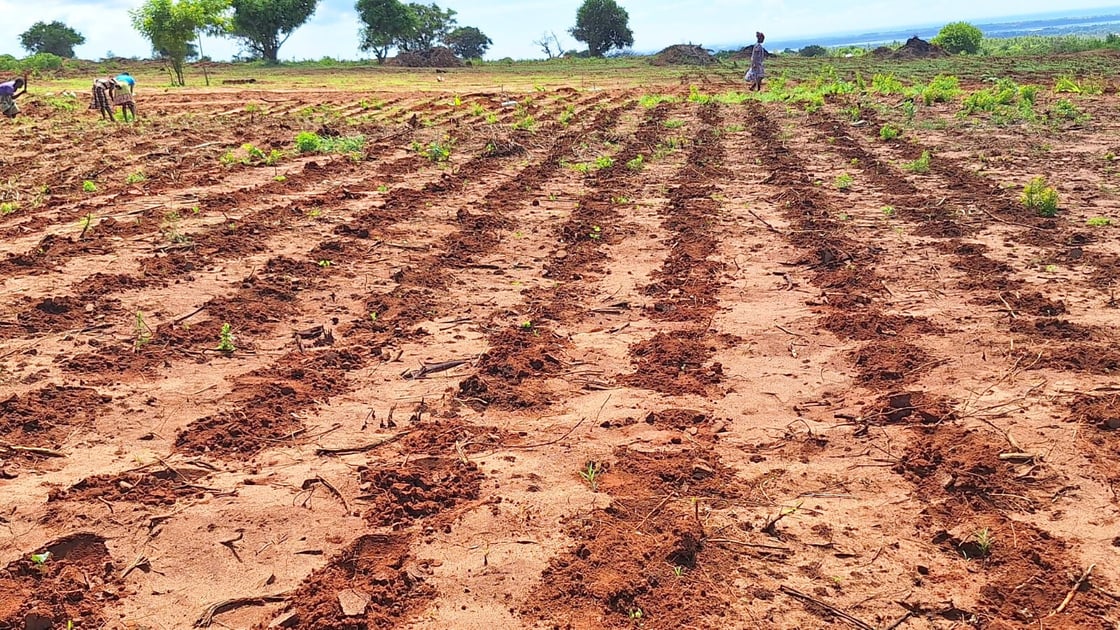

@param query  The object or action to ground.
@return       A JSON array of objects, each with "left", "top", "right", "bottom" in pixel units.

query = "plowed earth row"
[{"left": 2, "top": 82, "right": 1119, "bottom": 629}]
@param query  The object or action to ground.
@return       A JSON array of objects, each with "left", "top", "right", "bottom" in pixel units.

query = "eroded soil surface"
[{"left": 3, "top": 72, "right": 1120, "bottom": 630}]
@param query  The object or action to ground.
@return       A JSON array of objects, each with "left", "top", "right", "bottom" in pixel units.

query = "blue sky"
[{"left": 2, "top": 0, "right": 1120, "bottom": 61}]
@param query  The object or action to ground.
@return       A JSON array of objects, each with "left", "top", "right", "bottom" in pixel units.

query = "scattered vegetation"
[
  {"left": 295, "top": 131, "right": 366, "bottom": 156},
  {"left": 879, "top": 124, "right": 900, "bottom": 141},
  {"left": 1021, "top": 176, "right": 1059, "bottom": 217},
  {"left": 834, "top": 173, "right": 854, "bottom": 190},
  {"left": 903, "top": 151, "right": 932, "bottom": 174}
]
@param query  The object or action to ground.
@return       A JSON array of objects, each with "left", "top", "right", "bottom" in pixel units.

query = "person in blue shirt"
[
  {"left": 113, "top": 72, "right": 136, "bottom": 121},
  {"left": 0, "top": 76, "right": 27, "bottom": 119}
]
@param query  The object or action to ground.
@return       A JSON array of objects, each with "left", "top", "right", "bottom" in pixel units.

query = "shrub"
[
  {"left": 932, "top": 22, "right": 983, "bottom": 55},
  {"left": 879, "top": 124, "right": 901, "bottom": 141},
  {"left": 799, "top": 45, "right": 827, "bottom": 57},
  {"left": 922, "top": 75, "right": 961, "bottom": 105},
  {"left": 1021, "top": 177, "right": 1059, "bottom": 217}
]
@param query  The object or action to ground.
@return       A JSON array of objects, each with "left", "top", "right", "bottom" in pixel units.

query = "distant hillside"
[{"left": 712, "top": 7, "right": 1120, "bottom": 53}]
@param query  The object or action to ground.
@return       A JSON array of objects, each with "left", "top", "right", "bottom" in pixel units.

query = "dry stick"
[
  {"left": 748, "top": 209, "right": 781, "bottom": 233},
  {"left": 502, "top": 394, "right": 611, "bottom": 451},
  {"left": 315, "top": 430, "right": 412, "bottom": 456},
  {"left": 1052, "top": 564, "right": 1095, "bottom": 616},
  {"left": 779, "top": 586, "right": 876, "bottom": 630},
  {"left": 194, "top": 594, "right": 290, "bottom": 627},
  {"left": 0, "top": 443, "right": 65, "bottom": 458},
  {"left": 980, "top": 208, "right": 1043, "bottom": 231},
  {"left": 633, "top": 495, "right": 674, "bottom": 535},
  {"left": 315, "top": 475, "right": 352, "bottom": 516}
]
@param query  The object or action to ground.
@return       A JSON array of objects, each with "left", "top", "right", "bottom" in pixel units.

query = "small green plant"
[
  {"left": 470, "top": 103, "right": 485, "bottom": 116},
  {"left": 904, "top": 150, "right": 932, "bottom": 174},
  {"left": 376, "top": 184, "right": 389, "bottom": 193},
  {"left": 1021, "top": 176, "right": 1059, "bottom": 217},
  {"left": 968, "top": 528, "right": 994, "bottom": 558},
  {"left": 1054, "top": 76, "right": 1082, "bottom": 94},
  {"left": 295, "top": 131, "right": 321, "bottom": 153},
  {"left": 30, "top": 552, "right": 51, "bottom": 565},
  {"left": 1043, "top": 264, "right": 1059, "bottom": 273},
  {"left": 217, "top": 323, "right": 236, "bottom": 353},
  {"left": 134, "top": 311, "right": 152, "bottom": 351},
  {"left": 1087, "top": 216, "right": 1112, "bottom": 226},
  {"left": 422, "top": 140, "right": 452, "bottom": 162},
  {"left": 639, "top": 94, "right": 678, "bottom": 108},
  {"left": 922, "top": 74, "right": 961, "bottom": 105},
  {"left": 663, "top": 119, "right": 685, "bottom": 129},
  {"left": 628, "top": 608, "right": 644, "bottom": 624},
  {"left": 879, "top": 124, "right": 901, "bottom": 141},
  {"left": 1051, "top": 98, "right": 1087, "bottom": 123},
  {"left": 520, "top": 320, "right": 534, "bottom": 331},
  {"left": 672, "top": 566, "right": 684, "bottom": 577},
  {"left": 834, "top": 173, "right": 854, "bottom": 190},
  {"left": 512, "top": 114, "right": 536, "bottom": 131},
  {"left": 126, "top": 171, "right": 147, "bottom": 185},
  {"left": 626, "top": 154, "right": 645, "bottom": 171},
  {"left": 594, "top": 156, "right": 614, "bottom": 170},
  {"left": 881, "top": 205, "right": 896, "bottom": 217},
  {"left": 82, "top": 180, "right": 97, "bottom": 193},
  {"left": 369, "top": 312, "right": 378, "bottom": 322},
  {"left": 0, "top": 201, "right": 18, "bottom": 215},
  {"left": 485, "top": 112, "right": 499, "bottom": 124},
  {"left": 589, "top": 225, "right": 602, "bottom": 240},
  {"left": 306, "top": 207, "right": 322, "bottom": 218},
  {"left": 559, "top": 104, "right": 576, "bottom": 125},
  {"left": 317, "top": 259, "right": 333, "bottom": 267},
  {"left": 580, "top": 461, "right": 603, "bottom": 491}
]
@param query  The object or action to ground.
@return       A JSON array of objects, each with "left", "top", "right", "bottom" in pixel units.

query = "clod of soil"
[
  {"left": 623, "top": 331, "right": 725, "bottom": 396},
  {"left": 650, "top": 44, "right": 717, "bottom": 66},
  {"left": 361, "top": 457, "right": 484, "bottom": 527},
  {"left": 0, "top": 533, "right": 118, "bottom": 629},
  {"left": 1069, "top": 393, "right": 1120, "bottom": 429}
]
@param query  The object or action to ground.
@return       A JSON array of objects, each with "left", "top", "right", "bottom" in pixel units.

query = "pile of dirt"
[
  {"left": 891, "top": 36, "right": 947, "bottom": 59},
  {"left": 650, "top": 44, "right": 717, "bottom": 66},
  {"left": 388, "top": 46, "right": 463, "bottom": 68}
]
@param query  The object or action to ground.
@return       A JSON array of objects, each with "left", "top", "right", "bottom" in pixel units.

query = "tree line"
[{"left": 16, "top": 0, "right": 635, "bottom": 85}]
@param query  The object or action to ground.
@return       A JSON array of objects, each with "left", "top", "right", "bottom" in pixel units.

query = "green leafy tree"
[
  {"left": 799, "top": 44, "right": 827, "bottom": 57},
  {"left": 932, "top": 21, "right": 983, "bottom": 55},
  {"left": 130, "top": 0, "right": 228, "bottom": 85},
  {"left": 19, "top": 21, "right": 86, "bottom": 58},
  {"left": 229, "top": 0, "right": 320, "bottom": 63},
  {"left": 398, "top": 3, "right": 457, "bottom": 52},
  {"left": 355, "top": 0, "right": 417, "bottom": 63},
  {"left": 570, "top": 0, "right": 633, "bottom": 58},
  {"left": 443, "top": 26, "right": 491, "bottom": 59}
]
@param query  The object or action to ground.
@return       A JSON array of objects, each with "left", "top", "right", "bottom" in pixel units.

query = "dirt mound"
[
  {"left": 388, "top": 46, "right": 463, "bottom": 68},
  {"left": 651, "top": 44, "right": 717, "bottom": 66},
  {"left": 892, "top": 36, "right": 947, "bottom": 59}
]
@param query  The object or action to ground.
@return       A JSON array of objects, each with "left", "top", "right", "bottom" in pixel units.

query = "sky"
[{"left": 2, "top": 0, "right": 1120, "bottom": 62}]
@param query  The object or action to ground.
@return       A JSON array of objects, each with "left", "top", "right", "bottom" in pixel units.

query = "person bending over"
[
  {"left": 113, "top": 72, "right": 137, "bottom": 121},
  {"left": 0, "top": 76, "right": 28, "bottom": 119}
]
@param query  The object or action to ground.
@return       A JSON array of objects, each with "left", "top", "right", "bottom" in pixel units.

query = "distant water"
[{"left": 713, "top": 8, "right": 1120, "bottom": 52}]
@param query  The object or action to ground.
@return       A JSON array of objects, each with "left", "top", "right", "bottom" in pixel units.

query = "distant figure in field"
[
  {"left": 0, "top": 76, "right": 28, "bottom": 118},
  {"left": 90, "top": 77, "right": 117, "bottom": 121},
  {"left": 113, "top": 72, "right": 137, "bottom": 121},
  {"left": 745, "top": 32, "right": 767, "bottom": 92}
]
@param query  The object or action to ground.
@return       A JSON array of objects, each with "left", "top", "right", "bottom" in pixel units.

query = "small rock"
[
  {"left": 711, "top": 420, "right": 727, "bottom": 434},
  {"left": 692, "top": 461, "right": 715, "bottom": 480},
  {"left": 25, "top": 612, "right": 53, "bottom": 630},
  {"left": 686, "top": 427, "right": 698, "bottom": 436},
  {"left": 1106, "top": 417, "right": 1120, "bottom": 430},
  {"left": 338, "top": 588, "right": 371, "bottom": 616}
]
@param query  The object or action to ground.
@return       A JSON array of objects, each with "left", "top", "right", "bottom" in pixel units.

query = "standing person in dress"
[
  {"left": 745, "top": 32, "right": 767, "bottom": 92},
  {"left": 90, "top": 77, "right": 117, "bottom": 121},
  {"left": 0, "top": 76, "right": 28, "bottom": 119},
  {"left": 113, "top": 72, "right": 137, "bottom": 121}
]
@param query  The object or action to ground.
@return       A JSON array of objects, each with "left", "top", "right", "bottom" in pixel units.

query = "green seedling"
[
  {"left": 882, "top": 205, "right": 896, "bottom": 217},
  {"left": 274, "top": 175, "right": 287, "bottom": 183},
  {"left": 904, "top": 151, "right": 932, "bottom": 174},
  {"left": 834, "top": 173, "right": 854, "bottom": 190},
  {"left": 82, "top": 180, "right": 97, "bottom": 193},
  {"left": 1022, "top": 176, "right": 1059, "bottom": 217},
  {"left": 672, "top": 566, "right": 685, "bottom": 577},
  {"left": 1087, "top": 216, "right": 1112, "bottom": 226},
  {"left": 559, "top": 105, "right": 576, "bottom": 125},
  {"left": 217, "top": 323, "right": 236, "bottom": 353},
  {"left": 369, "top": 312, "right": 378, "bottom": 322},
  {"left": 126, "top": 171, "right": 147, "bottom": 185},
  {"left": 626, "top": 154, "right": 645, "bottom": 171},
  {"left": 580, "top": 461, "right": 603, "bottom": 491},
  {"left": 30, "top": 552, "right": 51, "bottom": 565},
  {"left": 134, "top": 311, "right": 152, "bottom": 351},
  {"left": 0, "top": 202, "right": 18, "bottom": 215},
  {"left": 317, "top": 259, "right": 333, "bottom": 267},
  {"left": 78, "top": 212, "right": 95, "bottom": 237},
  {"left": 520, "top": 320, "right": 534, "bottom": 331},
  {"left": 470, "top": 103, "right": 485, "bottom": 116},
  {"left": 663, "top": 119, "right": 685, "bottom": 129},
  {"left": 377, "top": 185, "right": 389, "bottom": 193},
  {"left": 589, "top": 225, "right": 602, "bottom": 240},
  {"left": 306, "top": 207, "right": 322, "bottom": 219}
]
